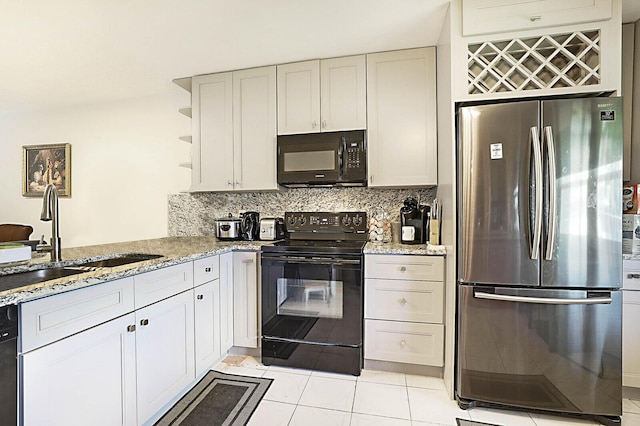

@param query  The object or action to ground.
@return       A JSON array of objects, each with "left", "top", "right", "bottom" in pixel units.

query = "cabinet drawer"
[
  {"left": 194, "top": 255, "right": 220, "bottom": 286},
  {"left": 365, "top": 254, "right": 443, "bottom": 281},
  {"left": 21, "top": 277, "right": 135, "bottom": 353},
  {"left": 134, "top": 262, "right": 194, "bottom": 308},
  {"left": 365, "top": 279, "right": 443, "bottom": 323},
  {"left": 364, "top": 319, "right": 443, "bottom": 367},
  {"left": 623, "top": 260, "right": 640, "bottom": 291}
]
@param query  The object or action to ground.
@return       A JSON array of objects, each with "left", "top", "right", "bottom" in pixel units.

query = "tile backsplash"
[{"left": 168, "top": 187, "right": 436, "bottom": 236}]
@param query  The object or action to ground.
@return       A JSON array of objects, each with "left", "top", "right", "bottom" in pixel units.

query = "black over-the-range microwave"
[{"left": 276, "top": 130, "right": 367, "bottom": 187}]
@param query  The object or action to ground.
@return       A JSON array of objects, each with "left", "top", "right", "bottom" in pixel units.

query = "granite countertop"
[
  {"left": 0, "top": 237, "right": 448, "bottom": 307},
  {"left": 0, "top": 237, "right": 267, "bottom": 306},
  {"left": 623, "top": 254, "right": 640, "bottom": 261},
  {"left": 364, "top": 241, "right": 447, "bottom": 256}
]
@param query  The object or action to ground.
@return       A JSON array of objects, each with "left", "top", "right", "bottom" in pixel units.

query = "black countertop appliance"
[
  {"left": 240, "top": 211, "right": 260, "bottom": 241},
  {"left": 400, "top": 197, "right": 429, "bottom": 244}
]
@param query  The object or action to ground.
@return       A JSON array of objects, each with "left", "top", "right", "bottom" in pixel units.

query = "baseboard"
[
  {"left": 623, "top": 386, "right": 640, "bottom": 400},
  {"left": 364, "top": 359, "right": 443, "bottom": 378}
]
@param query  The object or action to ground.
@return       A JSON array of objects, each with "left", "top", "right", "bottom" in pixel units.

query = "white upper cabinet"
[
  {"left": 462, "top": 0, "right": 612, "bottom": 37},
  {"left": 277, "top": 55, "right": 366, "bottom": 134},
  {"left": 278, "top": 60, "right": 320, "bottom": 134},
  {"left": 233, "top": 66, "right": 278, "bottom": 190},
  {"left": 320, "top": 55, "right": 367, "bottom": 131},
  {"left": 367, "top": 47, "right": 437, "bottom": 188},
  {"left": 191, "top": 67, "right": 277, "bottom": 192},
  {"left": 191, "top": 72, "right": 234, "bottom": 191}
]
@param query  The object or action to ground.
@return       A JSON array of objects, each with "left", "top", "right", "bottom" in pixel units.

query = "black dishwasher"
[{"left": 0, "top": 305, "right": 18, "bottom": 426}]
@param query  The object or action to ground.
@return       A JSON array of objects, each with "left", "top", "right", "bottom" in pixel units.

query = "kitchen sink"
[
  {"left": 72, "top": 253, "right": 163, "bottom": 268},
  {"left": 0, "top": 267, "right": 87, "bottom": 293},
  {"left": 0, "top": 253, "right": 163, "bottom": 293}
]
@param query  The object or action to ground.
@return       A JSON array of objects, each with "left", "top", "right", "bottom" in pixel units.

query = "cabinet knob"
[
  {"left": 140, "top": 319, "right": 149, "bottom": 326},
  {"left": 399, "top": 340, "right": 406, "bottom": 347},
  {"left": 400, "top": 266, "right": 407, "bottom": 272},
  {"left": 205, "top": 267, "right": 211, "bottom": 272},
  {"left": 227, "top": 180, "right": 233, "bottom": 187},
  {"left": 398, "top": 298, "right": 407, "bottom": 305},
  {"left": 127, "top": 325, "right": 136, "bottom": 333},
  {"left": 530, "top": 15, "right": 542, "bottom": 22},
  {"left": 235, "top": 181, "right": 241, "bottom": 187},
  {"left": 197, "top": 294, "right": 204, "bottom": 300},
  {"left": 312, "top": 121, "right": 318, "bottom": 128},
  {"left": 370, "top": 175, "right": 374, "bottom": 183},
  {"left": 322, "top": 120, "right": 327, "bottom": 128},
  {"left": 628, "top": 273, "right": 640, "bottom": 279},
  {"left": 242, "top": 258, "right": 254, "bottom": 264}
]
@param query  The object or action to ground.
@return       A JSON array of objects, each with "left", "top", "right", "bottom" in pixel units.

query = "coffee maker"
[
  {"left": 240, "top": 211, "right": 260, "bottom": 241},
  {"left": 400, "top": 198, "right": 429, "bottom": 244}
]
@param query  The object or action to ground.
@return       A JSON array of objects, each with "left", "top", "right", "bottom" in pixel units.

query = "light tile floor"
[{"left": 214, "top": 357, "right": 640, "bottom": 426}]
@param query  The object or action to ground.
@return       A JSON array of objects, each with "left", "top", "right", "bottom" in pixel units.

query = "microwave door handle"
[{"left": 339, "top": 137, "right": 345, "bottom": 177}]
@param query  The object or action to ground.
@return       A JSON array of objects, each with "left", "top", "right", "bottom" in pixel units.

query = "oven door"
[{"left": 261, "top": 253, "right": 363, "bottom": 374}]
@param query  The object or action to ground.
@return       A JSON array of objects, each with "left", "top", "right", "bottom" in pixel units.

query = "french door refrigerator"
[{"left": 456, "top": 97, "right": 623, "bottom": 425}]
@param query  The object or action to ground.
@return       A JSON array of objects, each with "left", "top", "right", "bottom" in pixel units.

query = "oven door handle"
[{"left": 261, "top": 255, "right": 360, "bottom": 266}]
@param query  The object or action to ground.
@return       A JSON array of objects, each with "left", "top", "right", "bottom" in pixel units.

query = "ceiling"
[
  {"left": 0, "top": 0, "right": 449, "bottom": 114},
  {"left": 1, "top": 1, "right": 637, "bottom": 115}
]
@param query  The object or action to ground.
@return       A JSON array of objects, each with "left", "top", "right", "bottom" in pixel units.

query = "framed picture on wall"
[{"left": 22, "top": 143, "right": 71, "bottom": 197}]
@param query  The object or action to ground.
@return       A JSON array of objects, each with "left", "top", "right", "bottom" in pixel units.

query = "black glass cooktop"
[{"left": 261, "top": 239, "right": 366, "bottom": 255}]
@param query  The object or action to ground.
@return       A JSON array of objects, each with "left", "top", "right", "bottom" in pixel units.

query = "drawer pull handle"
[
  {"left": 628, "top": 273, "right": 640, "bottom": 279},
  {"left": 399, "top": 340, "right": 406, "bottom": 347},
  {"left": 400, "top": 266, "right": 407, "bottom": 272},
  {"left": 127, "top": 325, "right": 136, "bottom": 333},
  {"left": 140, "top": 319, "right": 149, "bottom": 326},
  {"left": 205, "top": 267, "right": 211, "bottom": 272},
  {"left": 197, "top": 294, "right": 204, "bottom": 300},
  {"left": 398, "top": 298, "right": 407, "bottom": 305}
]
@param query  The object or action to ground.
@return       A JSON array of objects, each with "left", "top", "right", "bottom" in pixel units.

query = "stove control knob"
[
  {"left": 299, "top": 216, "right": 307, "bottom": 226},
  {"left": 353, "top": 215, "right": 363, "bottom": 226},
  {"left": 288, "top": 216, "right": 297, "bottom": 226},
  {"left": 342, "top": 216, "right": 351, "bottom": 226}
]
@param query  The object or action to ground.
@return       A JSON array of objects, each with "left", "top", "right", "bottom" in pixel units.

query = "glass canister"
[{"left": 369, "top": 208, "right": 391, "bottom": 242}]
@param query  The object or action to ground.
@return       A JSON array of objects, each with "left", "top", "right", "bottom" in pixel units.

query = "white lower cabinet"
[
  {"left": 220, "top": 252, "right": 235, "bottom": 353},
  {"left": 623, "top": 260, "right": 640, "bottom": 388},
  {"left": 19, "top": 252, "right": 258, "bottom": 425},
  {"left": 194, "top": 278, "right": 221, "bottom": 375},
  {"left": 22, "top": 313, "right": 137, "bottom": 426},
  {"left": 233, "top": 251, "right": 259, "bottom": 348},
  {"left": 135, "top": 290, "right": 195, "bottom": 425},
  {"left": 364, "top": 254, "right": 445, "bottom": 368},
  {"left": 623, "top": 289, "right": 640, "bottom": 387}
]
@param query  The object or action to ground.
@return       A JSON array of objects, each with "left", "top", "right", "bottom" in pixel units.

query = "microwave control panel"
[{"left": 345, "top": 141, "right": 364, "bottom": 169}]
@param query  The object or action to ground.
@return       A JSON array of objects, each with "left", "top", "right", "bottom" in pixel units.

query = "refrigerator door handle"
[
  {"left": 544, "top": 126, "right": 557, "bottom": 260},
  {"left": 530, "top": 127, "right": 543, "bottom": 260},
  {"left": 474, "top": 291, "right": 612, "bottom": 305}
]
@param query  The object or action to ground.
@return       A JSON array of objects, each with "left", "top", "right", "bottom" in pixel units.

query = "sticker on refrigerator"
[
  {"left": 490, "top": 143, "right": 503, "bottom": 159},
  {"left": 600, "top": 110, "right": 615, "bottom": 121}
]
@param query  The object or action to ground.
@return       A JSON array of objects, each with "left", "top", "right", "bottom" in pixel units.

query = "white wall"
[{"left": 0, "top": 91, "right": 191, "bottom": 248}]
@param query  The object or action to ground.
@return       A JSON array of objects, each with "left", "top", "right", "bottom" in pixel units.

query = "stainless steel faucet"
[{"left": 37, "top": 184, "right": 62, "bottom": 262}]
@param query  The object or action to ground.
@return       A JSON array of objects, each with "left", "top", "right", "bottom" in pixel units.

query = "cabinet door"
[
  {"left": 462, "top": 0, "right": 612, "bottom": 37},
  {"left": 623, "top": 290, "right": 640, "bottom": 388},
  {"left": 320, "top": 55, "right": 367, "bottom": 131},
  {"left": 233, "top": 66, "right": 278, "bottom": 190},
  {"left": 220, "top": 252, "right": 234, "bottom": 353},
  {"left": 22, "top": 313, "right": 137, "bottom": 426},
  {"left": 367, "top": 48, "right": 437, "bottom": 187},
  {"left": 277, "top": 60, "right": 320, "bottom": 134},
  {"left": 192, "top": 72, "right": 234, "bottom": 191},
  {"left": 194, "top": 279, "right": 220, "bottom": 376},
  {"left": 136, "top": 290, "right": 195, "bottom": 425},
  {"left": 233, "top": 251, "right": 258, "bottom": 348}
]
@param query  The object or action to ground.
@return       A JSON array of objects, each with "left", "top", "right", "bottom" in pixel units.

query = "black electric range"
[{"left": 260, "top": 211, "right": 368, "bottom": 376}]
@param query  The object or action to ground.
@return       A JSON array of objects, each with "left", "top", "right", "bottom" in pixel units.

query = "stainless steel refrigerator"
[{"left": 456, "top": 97, "right": 623, "bottom": 425}]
